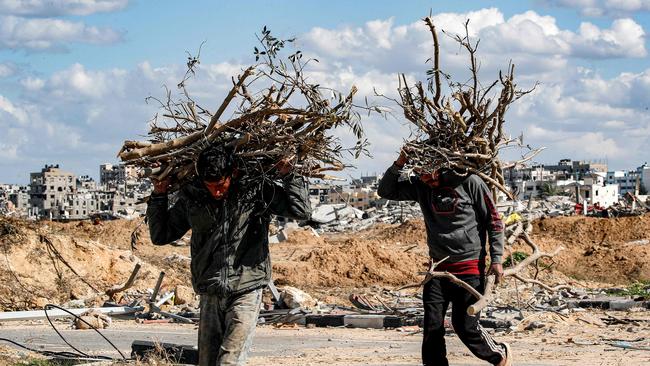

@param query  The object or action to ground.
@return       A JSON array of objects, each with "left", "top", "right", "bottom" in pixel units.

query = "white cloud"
[
  {"left": 0, "top": 63, "right": 15, "bottom": 78},
  {"left": 568, "top": 68, "right": 650, "bottom": 109},
  {"left": 0, "top": 59, "right": 255, "bottom": 181},
  {"left": 601, "top": 120, "right": 626, "bottom": 128},
  {"left": 0, "top": 0, "right": 128, "bottom": 16},
  {"left": 559, "top": 132, "right": 623, "bottom": 157},
  {"left": 20, "top": 77, "right": 44, "bottom": 90},
  {"left": 0, "top": 15, "right": 122, "bottom": 51},
  {"left": 303, "top": 9, "right": 646, "bottom": 81},
  {"left": 2, "top": 8, "right": 650, "bottom": 181},
  {"left": 541, "top": 0, "right": 650, "bottom": 16},
  {"left": 0, "top": 95, "right": 28, "bottom": 124}
]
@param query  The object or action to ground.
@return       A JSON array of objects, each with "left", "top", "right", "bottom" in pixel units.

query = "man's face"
[
  {"left": 419, "top": 170, "right": 441, "bottom": 188},
  {"left": 204, "top": 176, "right": 232, "bottom": 200}
]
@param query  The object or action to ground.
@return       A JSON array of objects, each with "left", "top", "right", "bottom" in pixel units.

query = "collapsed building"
[{"left": 0, "top": 164, "right": 152, "bottom": 221}]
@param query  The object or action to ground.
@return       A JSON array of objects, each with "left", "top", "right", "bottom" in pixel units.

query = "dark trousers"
[{"left": 422, "top": 275, "right": 505, "bottom": 366}]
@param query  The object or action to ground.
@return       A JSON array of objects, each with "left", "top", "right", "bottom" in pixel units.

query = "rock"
[
  {"left": 62, "top": 299, "right": 86, "bottom": 309},
  {"left": 280, "top": 286, "right": 318, "bottom": 310},
  {"left": 31, "top": 297, "right": 50, "bottom": 309},
  {"left": 164, "top": 253, "right": 191, "bottom": 265},
  {"left": 173, "top": 285, "right": 196, "bottom": 306},
  {"left": 74, "top": 310, "right": 111, "bottom": 329},
  {"left": 524, "top": 321, "right": 545, "bottom": 331}
]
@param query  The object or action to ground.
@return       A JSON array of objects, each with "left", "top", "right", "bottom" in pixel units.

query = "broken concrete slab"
[{"left": 0, "top": 305, "right": 144, "bottom": 322}]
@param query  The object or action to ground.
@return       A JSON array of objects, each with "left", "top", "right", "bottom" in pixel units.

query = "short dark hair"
[{"left": 196, "top": 144, "right": 235, "bottom": 181}]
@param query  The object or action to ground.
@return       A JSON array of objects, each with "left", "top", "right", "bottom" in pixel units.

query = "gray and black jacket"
[
  {"left": 147, "top": 174, "right": 311, "bottom": 296},
  {"left": 377, "top": 164, "right": 504, "bottom": 265}
]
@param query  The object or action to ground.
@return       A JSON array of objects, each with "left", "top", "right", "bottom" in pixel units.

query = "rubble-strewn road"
[{"left": 1, "top": 321, "right": 648, "bottom": 365}]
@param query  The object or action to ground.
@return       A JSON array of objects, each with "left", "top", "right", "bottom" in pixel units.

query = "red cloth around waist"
[{"left": 435, "top": 259, "right": 481, "bottom": 275}]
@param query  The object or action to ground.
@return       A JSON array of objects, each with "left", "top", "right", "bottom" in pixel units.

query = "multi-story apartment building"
[
  {"left": 99, "top": 163, "right": 137, "bottom": 187},
  {"left": 29, "top": 165, "right": 76, "bottom": 219}
]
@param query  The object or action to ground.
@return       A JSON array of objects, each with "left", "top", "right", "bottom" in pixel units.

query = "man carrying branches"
[
  {"left": 147, "top": 144, "right": 311, "bottom": 365},
  {"left": 378, "top": 151, "right": 512, "bottom": 366}
]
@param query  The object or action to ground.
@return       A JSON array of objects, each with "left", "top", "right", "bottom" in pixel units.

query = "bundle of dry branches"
[
  {"left": 118, "top": 28, "right": 369, "bottom": 191},
  {"left": 394, "top": 17, "right": 543, "bottom": 199}
]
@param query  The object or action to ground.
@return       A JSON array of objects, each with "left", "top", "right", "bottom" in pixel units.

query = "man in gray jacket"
[
  {"left": 147, "top": 145, "right": 311, "bottom": 365},
  {"left": 377, "top": 152, "right": 511, "bottom": 366}
]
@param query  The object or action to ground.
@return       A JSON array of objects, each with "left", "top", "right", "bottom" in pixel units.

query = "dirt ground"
[
  {"left": 1, "top": 214, "right": 650, "bottom": 364},
  {"left": 1, "top": 214, "right": 650, "bottom": 310},
  {"left": 0, "top": 310, "right": 648, "bottom": 365}
]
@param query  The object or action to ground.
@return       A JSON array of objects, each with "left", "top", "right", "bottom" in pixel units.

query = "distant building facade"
[
  {"left": 29, "top": 164, "right": 76, "bottom": 219},
  {"left": 100, "top": 163, "right": 137, "bottom": 187},
  {"left": 14, "top": 163, "right": 152, "bottom": 220}
]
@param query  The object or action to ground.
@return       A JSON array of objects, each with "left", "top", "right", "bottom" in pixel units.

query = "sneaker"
[{"left": 496, "top": 342, "right": 512, "bottom": 366}]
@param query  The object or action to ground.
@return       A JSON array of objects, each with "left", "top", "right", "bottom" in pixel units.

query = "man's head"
[
  {"left": 196, "top": 144, "right": 235, "bottom": 200},
  {"left": 419, "top": 169, "right": 441, "bottom": 188}
]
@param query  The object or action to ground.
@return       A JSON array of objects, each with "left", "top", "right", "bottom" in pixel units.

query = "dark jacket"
[
  {"left": 377, "top": 164, "right": 504, "bottom": 264},
  {"left": 147, "top": 174, "right": 311, "bottom": 296}
]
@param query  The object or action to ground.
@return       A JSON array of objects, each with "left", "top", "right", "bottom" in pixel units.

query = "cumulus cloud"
[
  {"left": 20, "top": 77, "right": 44, "bottom": 91},
  {"left": 303, "top": 9, "right": 646, "bottom": 80},
  {"left": 2, "top": 7, "right": 649, "bottom": 181},
  {"left": 540, "top": 0, "right": 650, "bottom": 16},
  {"left": 0, "top": 15, "right": 122, "bottom": 49},
  {"left": 0, "top": 0, "right": 128, "bottom": 16},
  {"left": 0, "top": 62, "right": 16, "bottom": 77},
  {"left": 0, "top": 94, "right": 28, "bottom": 124},
  {"left": 0, "top": 60, "right": 251, "bottom": 180},
  {"left": 0, "top": 15, "right": 123, "bottom": 51},
  {"left": 559, "top": 132, "right": 623, "bottom": 157}
]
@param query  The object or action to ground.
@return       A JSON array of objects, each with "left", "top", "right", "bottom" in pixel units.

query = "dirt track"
[{"left": 1, "top": 312, "right": 649, "bottom": 366}]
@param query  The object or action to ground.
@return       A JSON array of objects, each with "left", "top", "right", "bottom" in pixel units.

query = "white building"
[
  {"left": 581, "top": 174, "right": 619, "bottom": 208},
  {"left": 605, "top": 164, "right": 650, "bottom": 196},
  {"left": 637, "top": 164, "right": 650, "bottom": 194}
]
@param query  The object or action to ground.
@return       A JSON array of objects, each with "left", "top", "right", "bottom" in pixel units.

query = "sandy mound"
[
  {"left": 273, "top": 238, "right": 425, "bottom": 288},
  {"left": 2, "top": 212, "right": 648, "bottom": 310},
  {"left": 0, "top": 217, "right": 190, "bottom": 311},
  {"left": 366, "top": 220, "right": 427, "bottom": 244},
  {"left": 530, "top": 214, "right": 650, "bottom": 283}
]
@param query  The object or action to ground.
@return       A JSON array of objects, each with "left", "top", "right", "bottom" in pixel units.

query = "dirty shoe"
[{"left": 496, "top": 342, "right": 512, "bottom": 366}]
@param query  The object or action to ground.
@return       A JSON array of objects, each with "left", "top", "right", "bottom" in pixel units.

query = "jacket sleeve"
[
  {"left": 146, "top": 192, "right": 191, "bottom": 245},
  {"left": 264, "top": 174, "right": 312, "bottom": 220},
  {"left": 466, "top": 175, "right": 505, "bottom": 264},
  {"left": 377, "top": 164, "right": 418, "bottom": 201}
]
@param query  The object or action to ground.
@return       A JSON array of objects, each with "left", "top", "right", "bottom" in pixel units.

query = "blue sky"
[{"left": 1, "top": 0, "right": 649, "bottom": 183}]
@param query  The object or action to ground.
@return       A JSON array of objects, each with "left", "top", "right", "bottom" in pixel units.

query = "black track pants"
[{"left": 422, "top": 275, "right": 506, "bottom": 366}]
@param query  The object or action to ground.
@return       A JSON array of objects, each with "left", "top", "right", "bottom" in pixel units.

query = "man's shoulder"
[
  {"left": 178, "top": 179, "right": 206, "bottom": 200},
  {"left": 458, "top": 173, "right": 488, "bottom": 193},
  {"left": 465, "top": 174, "right": 484, "bottom": 185}
]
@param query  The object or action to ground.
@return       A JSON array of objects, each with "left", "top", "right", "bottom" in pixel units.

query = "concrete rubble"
[{"left": 305, "top": 201, "right": 423, "bottom": 233}]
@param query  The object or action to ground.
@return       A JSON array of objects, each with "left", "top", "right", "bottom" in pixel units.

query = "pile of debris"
[{"left": 307, "top": 201, "right": 422, "bottom": 233}]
